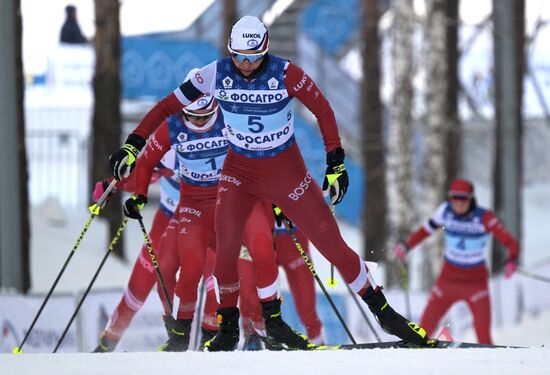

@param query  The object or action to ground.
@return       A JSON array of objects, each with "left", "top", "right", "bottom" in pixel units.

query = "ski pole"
[
  {"left": 192, "top": 279, "right": 206, "bottom": 351},
  {"left": 13, "top": 180, "right": 117, "bottom": 354},
  {"left": 137, "top": 217, "right": 173, "bottom": 313},
  {"left": 517, "top": 267, "right": 550, "bottom": 284},
  {"left": 400, "top": 261, "right": 412, "bottom": 319},
  {"left": 53, "top": 218, "right": 128, "bottom": 353},
  {"left": 281, "top": 218, "right": 357, "bottom": 344},
  {"left": 327, "top": 204, "right": 337, "bottom": 287},
  {"left": 343, "top": 283, "right": 382, "bottom": 342}
]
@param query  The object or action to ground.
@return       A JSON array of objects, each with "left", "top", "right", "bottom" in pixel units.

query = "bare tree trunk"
[
  {"left": 15, "top": 0, "right": 30, "bottom": 292},
  {"left": 419, "top": 0, "right": 449, "bottom": 290},
  {"left": 92, "top": 0, "right": 124, "bottom": 258},
  {"left": 222, "top": 0, "right": 238, "bottom": 48},
  {"left": 445, "top": 0, "right": 461, "bottom": 182},
  {"left": 386, "top": 0, "right": 415, "bottom": 288},
  {"left": 492, "top": 0, "right": 524, "bottom": 272},
  {"left": 362, "top": 0, "right": 386, "bottom": 262},
  {"left": 0, "top": 0, "right": 29, "bottom": 292}
]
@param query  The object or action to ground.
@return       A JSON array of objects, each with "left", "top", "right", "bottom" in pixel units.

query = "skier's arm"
[
  {"left": 404, "top": 226, "right": 434, "bottom": 249},
  {"left": 398, "top": 203, "right": 446, "bottom": 257},
  {"left": 110, "top": 63, "right": 214, "bottom": 181},
  {"left": 132, "top": 94, "right": 184, "bottom": 140},
  {"left": 132, "top": 123, "right": 172, "bottom": 198},
  {"left": 482, "top": 210, "right": 520, "bottom": 263},
  {"left": 285, "top": 63, "right": 341, "bottom": 152}
]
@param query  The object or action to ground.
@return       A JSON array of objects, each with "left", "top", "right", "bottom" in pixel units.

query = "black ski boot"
[
  {"left": 199, "top": 327, "right": 218, "bottom": 347},
  {"left": 157, "top": 317, "right": 192, "bottom": 352},
  {"left": 202, "top": 307, "right": 240, "bottom": 352},
  {"left": 363, "top": 287, "right": 428, "bottom": 345},
  {"left": 261, "top": 299, "right": 314, "bottom": 350},
  {"left": 92, "top": 331, "right": 118, "bottom": 353}
]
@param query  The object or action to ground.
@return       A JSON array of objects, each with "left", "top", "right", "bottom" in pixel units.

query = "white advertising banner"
[
  {"left": 0, "top": 293, "right": 78, "bottom": 353},
  {"left": 78, "top": 289, "right": 167, "bottom": 352}
]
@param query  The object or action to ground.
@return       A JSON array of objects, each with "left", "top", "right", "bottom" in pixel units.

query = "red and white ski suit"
[{"left": 404, "top": 202, "right": 520, "bottom": 344}]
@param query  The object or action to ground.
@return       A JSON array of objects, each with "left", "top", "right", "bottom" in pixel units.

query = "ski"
[{"left": 316, "top": 339, "right": 524, "bottom": 350}]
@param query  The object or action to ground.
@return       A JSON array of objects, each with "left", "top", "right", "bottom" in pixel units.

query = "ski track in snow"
[{"left": 2, "top": 348, "right": 550, "bottom": 375}]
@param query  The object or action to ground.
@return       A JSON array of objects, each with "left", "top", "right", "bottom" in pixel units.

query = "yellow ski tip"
[
  {"left": 12, "top": 347, "right": 23, "bottom": 354},
  {"left": 326, "top": 277, "right": 338, "bottom": 287},
  {"left": 89, "top": 203, "right": 100, "bottom": 215}
]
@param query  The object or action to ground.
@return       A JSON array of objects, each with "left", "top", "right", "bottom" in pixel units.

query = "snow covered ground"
[{"left": 2, "top": 345, "right": 549, "bottom": 375}]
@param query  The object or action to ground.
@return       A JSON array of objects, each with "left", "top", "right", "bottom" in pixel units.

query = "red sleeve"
[
  {"left": 132, "top": 93, "right": 183, "bottom": 140},
  {"left": 98, "top": 176, "right": 132, "bottom": 193},
  {"left": 482, "top": 210, "right": 520, "bottom": 262},
  {"left": 405, "top": 227, "right": 432, "bottom": 250},
  {"left": 112, "top": 163, "right": 166, "bottom": 192},
  {"left": 132, "top": 123, "right": 172, "bottom": 197},
  {"left": 285, "top": 63, "right": 341, "bottom": 152}
]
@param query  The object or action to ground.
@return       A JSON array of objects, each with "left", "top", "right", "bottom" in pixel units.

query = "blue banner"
[
  {"left": 295, "top": 114, "right": 363, "bottom": 224},
  {"left": 122, "top": 37, "right": 220, "bottom": 99}
]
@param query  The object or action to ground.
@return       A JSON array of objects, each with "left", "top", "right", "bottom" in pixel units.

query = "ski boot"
[
  {"left": 363, "top": 287, "right": 428, "bottom": 345},
  {"left": 261, "top": 299, "right": 315, "bottom": 350},
  {"left": 157, "top": 317, "right": 192, "bottom": 352},
  {"left": 199, "top": 327, "right": 218, "bottom": 347},
  {"left": 92, "top": 331, "right": 118, "bottom": 353},
  {"left": 202, "top": 307, "right": 240, "bottom": 352}
]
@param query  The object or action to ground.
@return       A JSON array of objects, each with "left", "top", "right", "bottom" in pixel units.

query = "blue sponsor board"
[
  {"left": 122, "top": 37, "right": 220, "bottom": 99},
  {"left": 294, "top": 114, "right": 363, "bottom": 224},
  {"left": 300, "top": 0, "right": 359, "bottom": 54}
]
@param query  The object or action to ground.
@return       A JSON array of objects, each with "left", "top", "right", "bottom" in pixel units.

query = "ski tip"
[
  {"left": 326, "top": 278, "right": 338, "bottom": 287},
  {"left": 88, "top": 204, "right": 100, "bottom": 215},
  {"left": 12, "top": 347, "right": 23, "bottom": 354},
  {"left": 315, "top": 345, "right": 341, "bottom": 351},
  {"left": 435, "top": 326, "right": 454, "bottom": 342}
]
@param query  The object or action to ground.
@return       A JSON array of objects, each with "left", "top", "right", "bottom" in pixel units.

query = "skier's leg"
[
  {"left": 242, "top": 201, "right": 280, "bottom": 302},
  {"left": 95, "top": 209, "right": 170, "bottom": 352},
  {"left": 159, "top": 200, "right": 214, "bottom": 352},
  {"left": 200, "top": 247, "right": 219, "bottom": 345},
  {"left": 419, "top": 279, "right": 456, "bottom": 337},
  {"left": 203, "top": 173, "right": 256, "bottom": 351},
  {"left": 237, "top": 254, "right": 265, "bottom": 338},
  {"left": 268, "top": 144, "right": 428, "bottom": 345},
  {"left": 465, "top": 282, "right": 492, "bottom": 344},
  {"left": 155, "top": 214, "right": 180, "bottom": 314},
  {"left": 241, "top": 200, "right": 312, "bottom": 350},
  {"left": 213, "top": 184, "right": 256, "bottom": 308},
  {"left": 276, "top": 230, "right": 324, "bottom": 344}
]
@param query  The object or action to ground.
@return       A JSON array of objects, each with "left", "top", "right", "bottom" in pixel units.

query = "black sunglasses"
[{"left": 449, "top": 195, "right": 470, "bottom": 201}]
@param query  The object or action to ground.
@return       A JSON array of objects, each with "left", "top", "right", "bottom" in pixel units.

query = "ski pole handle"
[{"left": 89, "top": 179, "right": 117, "bottom": 215}]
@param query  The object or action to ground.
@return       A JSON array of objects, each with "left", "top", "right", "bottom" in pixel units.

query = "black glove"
[
  {"left": 123, "top": 195, "right": 148, "bottom": 219},
  {"left": 273, "top": 204, "right": 293, "bottom": 229},
  {"left": 109, "top": 133, "right": 146, "bottom": 181},
  {"left": 322, "top": 147, "right": 349, "bottom": 205}
]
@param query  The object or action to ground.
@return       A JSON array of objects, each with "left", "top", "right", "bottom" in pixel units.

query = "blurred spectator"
[{"left": 60, "top": 5, "right": 87, "bottom": 44}]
